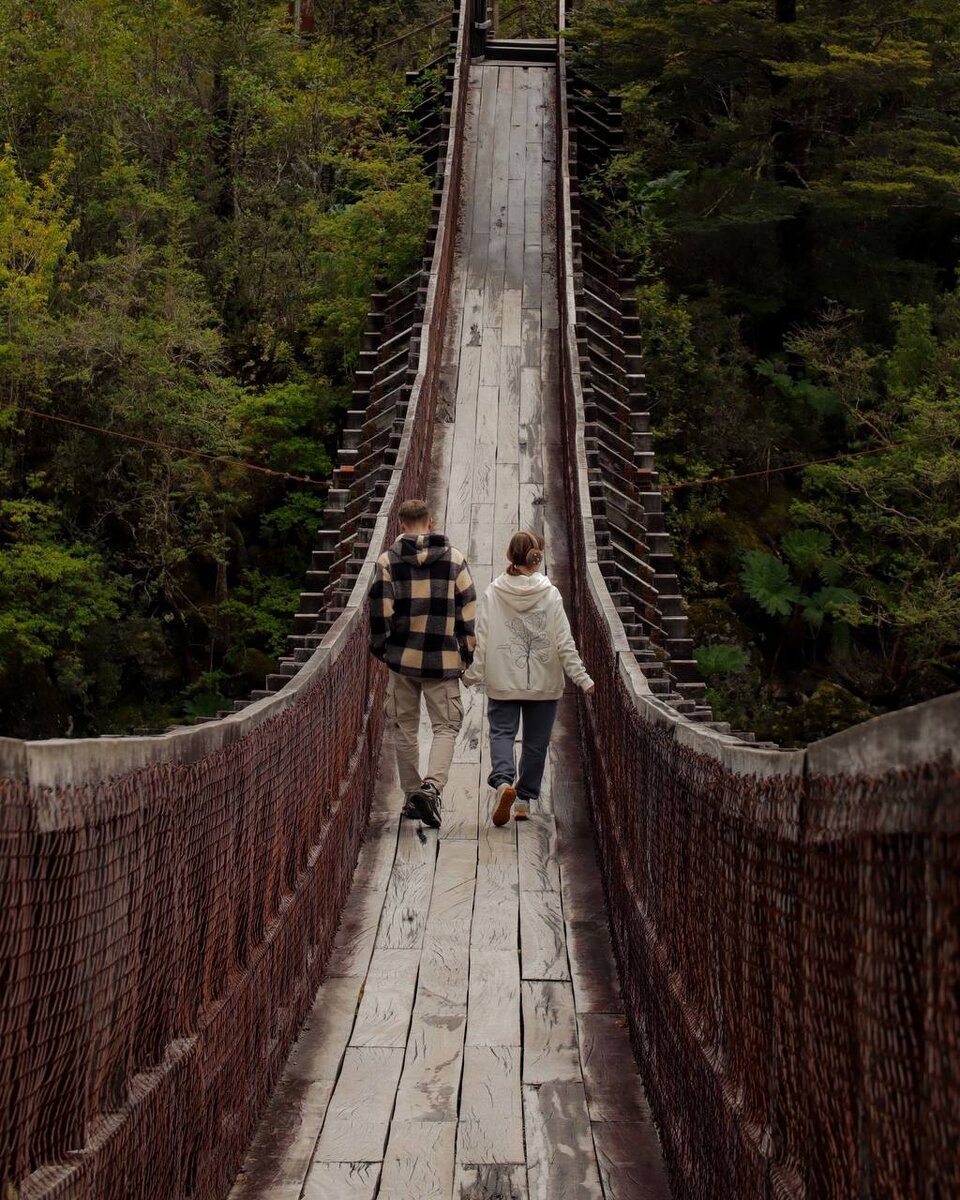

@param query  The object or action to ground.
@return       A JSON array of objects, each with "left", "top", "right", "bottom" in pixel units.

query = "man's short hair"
[{"left": 398, "top": 498, "right": 430, "bottom": 526}]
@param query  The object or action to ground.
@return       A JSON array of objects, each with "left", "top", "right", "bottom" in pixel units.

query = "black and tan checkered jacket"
[{"left": 368, "top": 533, "right": 477, "bottom": 678}]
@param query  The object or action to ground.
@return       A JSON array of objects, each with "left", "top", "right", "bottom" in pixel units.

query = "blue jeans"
[{"left": 486, "top": 698, "right": 559, "bottom": 803}]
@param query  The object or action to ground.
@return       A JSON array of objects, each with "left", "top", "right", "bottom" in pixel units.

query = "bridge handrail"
[{"left": 556, "top": 8, "right": 959, "bottom": 1198}]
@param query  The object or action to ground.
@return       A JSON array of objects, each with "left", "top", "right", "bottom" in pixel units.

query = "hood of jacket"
[
  {"left": 491, "top": 570, "right": 553, "bottom": 611},
  {"left": 391, "top": 532, "right": 451, "bottom": 567}
]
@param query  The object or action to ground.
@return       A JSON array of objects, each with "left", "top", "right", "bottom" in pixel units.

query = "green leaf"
[
  {"left": 695, "top": 644, "right": 749, "bottom": 676},
  {"left": 740, "top": 551, "right": 802, "bottom": 618}
]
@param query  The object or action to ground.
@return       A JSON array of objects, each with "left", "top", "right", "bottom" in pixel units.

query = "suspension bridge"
[{"left": 2, "top": 5, "right": 957, "bottom": 1200}]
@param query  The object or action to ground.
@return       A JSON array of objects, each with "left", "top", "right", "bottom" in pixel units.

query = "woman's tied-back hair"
[{"left": 505, "top": 530, "right": 545, "bottom": 576}]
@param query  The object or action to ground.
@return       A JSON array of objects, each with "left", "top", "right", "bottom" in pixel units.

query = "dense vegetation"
[
  {"left": 0, "top": 0, "right": 442, "bottom": 736},
  {"left": 569, "top": 0, "right": 960, "bottom": 743}
]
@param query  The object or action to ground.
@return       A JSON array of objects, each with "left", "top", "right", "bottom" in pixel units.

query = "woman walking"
[{"left": 464, "top": 531, "right": 594, "bottom": 826}]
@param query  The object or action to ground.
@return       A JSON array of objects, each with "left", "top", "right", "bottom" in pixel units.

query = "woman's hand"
[{"left": 584, "top": 683, "right": 596, "bottom": 696}]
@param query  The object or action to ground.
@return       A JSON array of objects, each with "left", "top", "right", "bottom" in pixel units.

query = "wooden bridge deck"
[{"left": 230, "top": 63, "right": 669, "bottom": 1200}]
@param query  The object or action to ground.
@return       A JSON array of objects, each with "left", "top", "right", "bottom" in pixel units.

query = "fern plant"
[{"left": 740, "top": 534, "right": 863, "bottom": 634}]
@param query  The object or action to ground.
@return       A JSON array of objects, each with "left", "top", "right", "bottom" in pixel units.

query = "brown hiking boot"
[{"left": 492, "top": 782, "right": 516, "bottom": 827}]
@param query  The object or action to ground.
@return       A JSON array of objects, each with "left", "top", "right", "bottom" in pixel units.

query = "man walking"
[{"left": 368, "top": 498, "right": 476, "bottom": 828}]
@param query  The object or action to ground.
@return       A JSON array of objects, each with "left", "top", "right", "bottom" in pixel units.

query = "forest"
[
  {"left": 2, "top": 0, "right": 958, "bottom": 742},
  {"left": 0, "top": 0, "right": 445, "bottom": 736},
  {"left": 569, "top": 0, "right": 960, "bottom": 743}
]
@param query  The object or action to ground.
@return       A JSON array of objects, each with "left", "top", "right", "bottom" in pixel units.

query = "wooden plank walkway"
[{"left": 229, "top": 63, "right": 670, "bottom": 1200}]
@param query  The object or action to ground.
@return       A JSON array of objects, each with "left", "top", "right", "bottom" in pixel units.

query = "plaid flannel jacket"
[{"left": 368, "top": 533, "right": 476, "bottom": 678}]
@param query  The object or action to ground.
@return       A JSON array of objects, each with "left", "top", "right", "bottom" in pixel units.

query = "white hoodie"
[{"left": 463, "top": 571, "right": 594, "bottom": 701}]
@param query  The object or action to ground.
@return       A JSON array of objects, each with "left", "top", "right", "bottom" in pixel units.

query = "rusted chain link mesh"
[
  {"left": 554, "top": 67, "right": 960, "bottom": 1200},
  {"left": 0, "top": 6, "right": 467, "bottom": 1192}
]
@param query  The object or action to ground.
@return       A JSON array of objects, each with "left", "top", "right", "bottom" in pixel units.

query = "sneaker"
[
  {"left": 491, "top": 782, "right": 516, "bottom": 827},
  {"left": 409, "top": 780, "right": 442, "bottom": 829},
  {"left": 401, "top": 795, "right": 418, "bottom": 819},
  {"left": 512, "top": 798, "right": 530, "bottom": 821}
]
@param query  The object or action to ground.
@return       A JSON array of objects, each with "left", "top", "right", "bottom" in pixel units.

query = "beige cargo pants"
[{"left": 385, "top": 673, "right": 464, "bottom": 794}]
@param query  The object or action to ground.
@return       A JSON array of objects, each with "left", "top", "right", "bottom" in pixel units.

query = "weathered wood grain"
[
  {"left": 466, "top": 949, "right": 521, "bottom": 1047},
  {"left": 325, "top": 886, "right": 386, "bottom": 978},
  {"left": 523, "top": 1081, "right": 604, "bottom": 1200},
  {"left": 351, "top": 812, "right": 400, "bottom": 893},
  {"left": 393, "top": 1007, "right": 467, "bottom": 1122},
  {"left": 473, "top": 862, "right": 519, "bottom": 951},
  {"left": 566, "top": 918, "right": 622, "bottom": 1014},
  {"left": 349, "top": 948, "right": 420, "bottom": 1047},
  {"left": 521, "top": 981, "right": 581, "bottom": 1084},
  {"left": 441, "top": 763, "right": 482, "bottom": 840},
  {"left": 375, "top": 822, "right": 437, "bottom": 950},
  {"left": 457, "top": 1044, "right": 524, "bottom": 1164},
  {"left": 301, "top": 1162, "right": 379, "bottom": 1200},
  {"left": 518, "top": 814, "right": 561, "bottom": 893},
  {"left": 577, "top": 1013, "right": 654, "bottom": 1122},
  {"left": 456, "top": 1163, "right": 529, "bottom": 1200},
  {"left": 312, "top": 1046, "right": 404, "bottom": 1162},
  {"left": 520, "top": 889, "right": 569, "bottom": 981},
  {"left": 379, "top": 1119, "right": 457, "bottom": 1200},
  {"left": 591, "top": 1120, "right": 672, "bottom": 1200}
]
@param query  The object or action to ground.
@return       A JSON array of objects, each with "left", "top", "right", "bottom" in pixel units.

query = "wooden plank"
[
  {"left": 423, "top": 840, "right": 476, "bottom": 939},
  {"left": 496, "top": 345, "right": 521, "bottom": 463},
  {"left": 558, "top": 839, "right": 606, "bottom": 921},
  {"left": 502, "top": 287, "right": 522, "bottom": 346},
  {"left": 472, "top": 440, "right": 496, "bottom": 510},
  {"left": 521, "top": 981, "right": 581, "bottom": 1084},
  {"left": 472, "top": 862, "right": 519, "bottom": 951},
  {"left": 461, "top": 287, "right": 485, "bottom": 348},
  {"left": 456, "top": 1163, "right": 528, "bottom": 1200},
  {"left": 591, "top": 1120, "right": 672, "bottom": 1200},
  {"left": 520, "top": 312, "right": 542, "bottom": 373},
  {"left": 457, "top": 342, "right": 482, "bottom": 418},
  {"left": 466, "top": 949, "right": 521, "bottom": 1047},
  {"left": 479, "top": 325, "right": 502, "bottom": 387},
  {"left": 520, "top": 889, "right": 569, "bottom": 981},
  {"left": 566, "top": 918, "right": 622, "bottom": 1015},
  {"left": 312, "top": 1046, "right": 404, "bottom": 1162},
  {"left": 393, "top": 1007, "right": 467, "bottom": 1122},
  {"left": 283, "top": 975, "right": 362, "bottom": 1085},
  {"left": 441, "top": 763, "right": 481, "bottom": 840},
  {"left": 519, "top": 481, "right": 544, "bottom": 536},
  {"left": 522, "top": 1081, "right": 604, "bottom": 1199},
  {"left": 457, "top": 1044, "right": 525, "bottom": 1164},
  {"left": 469, "top": 502, "right": 495, "bottom": 565},
  {"left": 494, "top": 460, "right": 520, "bottom": 530},
  {"left": 351, "top": 813, "right": 399, "bottom": 897},
  {"left": 302, "top": 1162, "right": 379, "bottom": 1200},
  {"left": 418, "top": 934, "right": 470, "bottom": 1010},
  {"left": 375, "top": 821, "right": 437, "bottom": 950},
  {"left": 507, "top": 176, "right": 526, "bottom": 238},
  {"left": 518, "top": 813, "right": 561, "bottom": 893},
  {"left": 379, "top": 1119, "right": 457, "bottom": 1200},
  {"left": 475, "top": 383, "right": 499, "bottom": 447},
  {"left": 349, "top": 948, "right": 420, "bottom": 1047},
  {"left": 325, "top": 886, "right": 385, "bottom": 977},
  {"left": 577, "top": 1013, "right": 654, "bottom": 1123},
  {"left": 467, "top": 67, "right": 498, "bottom": 290},
  {"left": 522, "top": 247, "right": 543, "bottom": 311},
  {"left": 229, "top": 1076, "right": 337, "bottom": 1194}
]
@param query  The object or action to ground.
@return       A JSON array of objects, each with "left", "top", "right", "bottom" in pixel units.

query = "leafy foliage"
[
  {"left": 569, "top": 0, "right": 960, "bottom": 741},
  {"left": 0, "top": 0, "right": 438, "bottom": 735}
]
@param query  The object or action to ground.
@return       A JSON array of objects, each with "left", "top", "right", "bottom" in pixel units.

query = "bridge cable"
[
  {"left": 664, "top": 431, "right": 956, "bottom": 492},
  {"left": 16, "top": 406, "right": 330, "bottom": 487}
]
